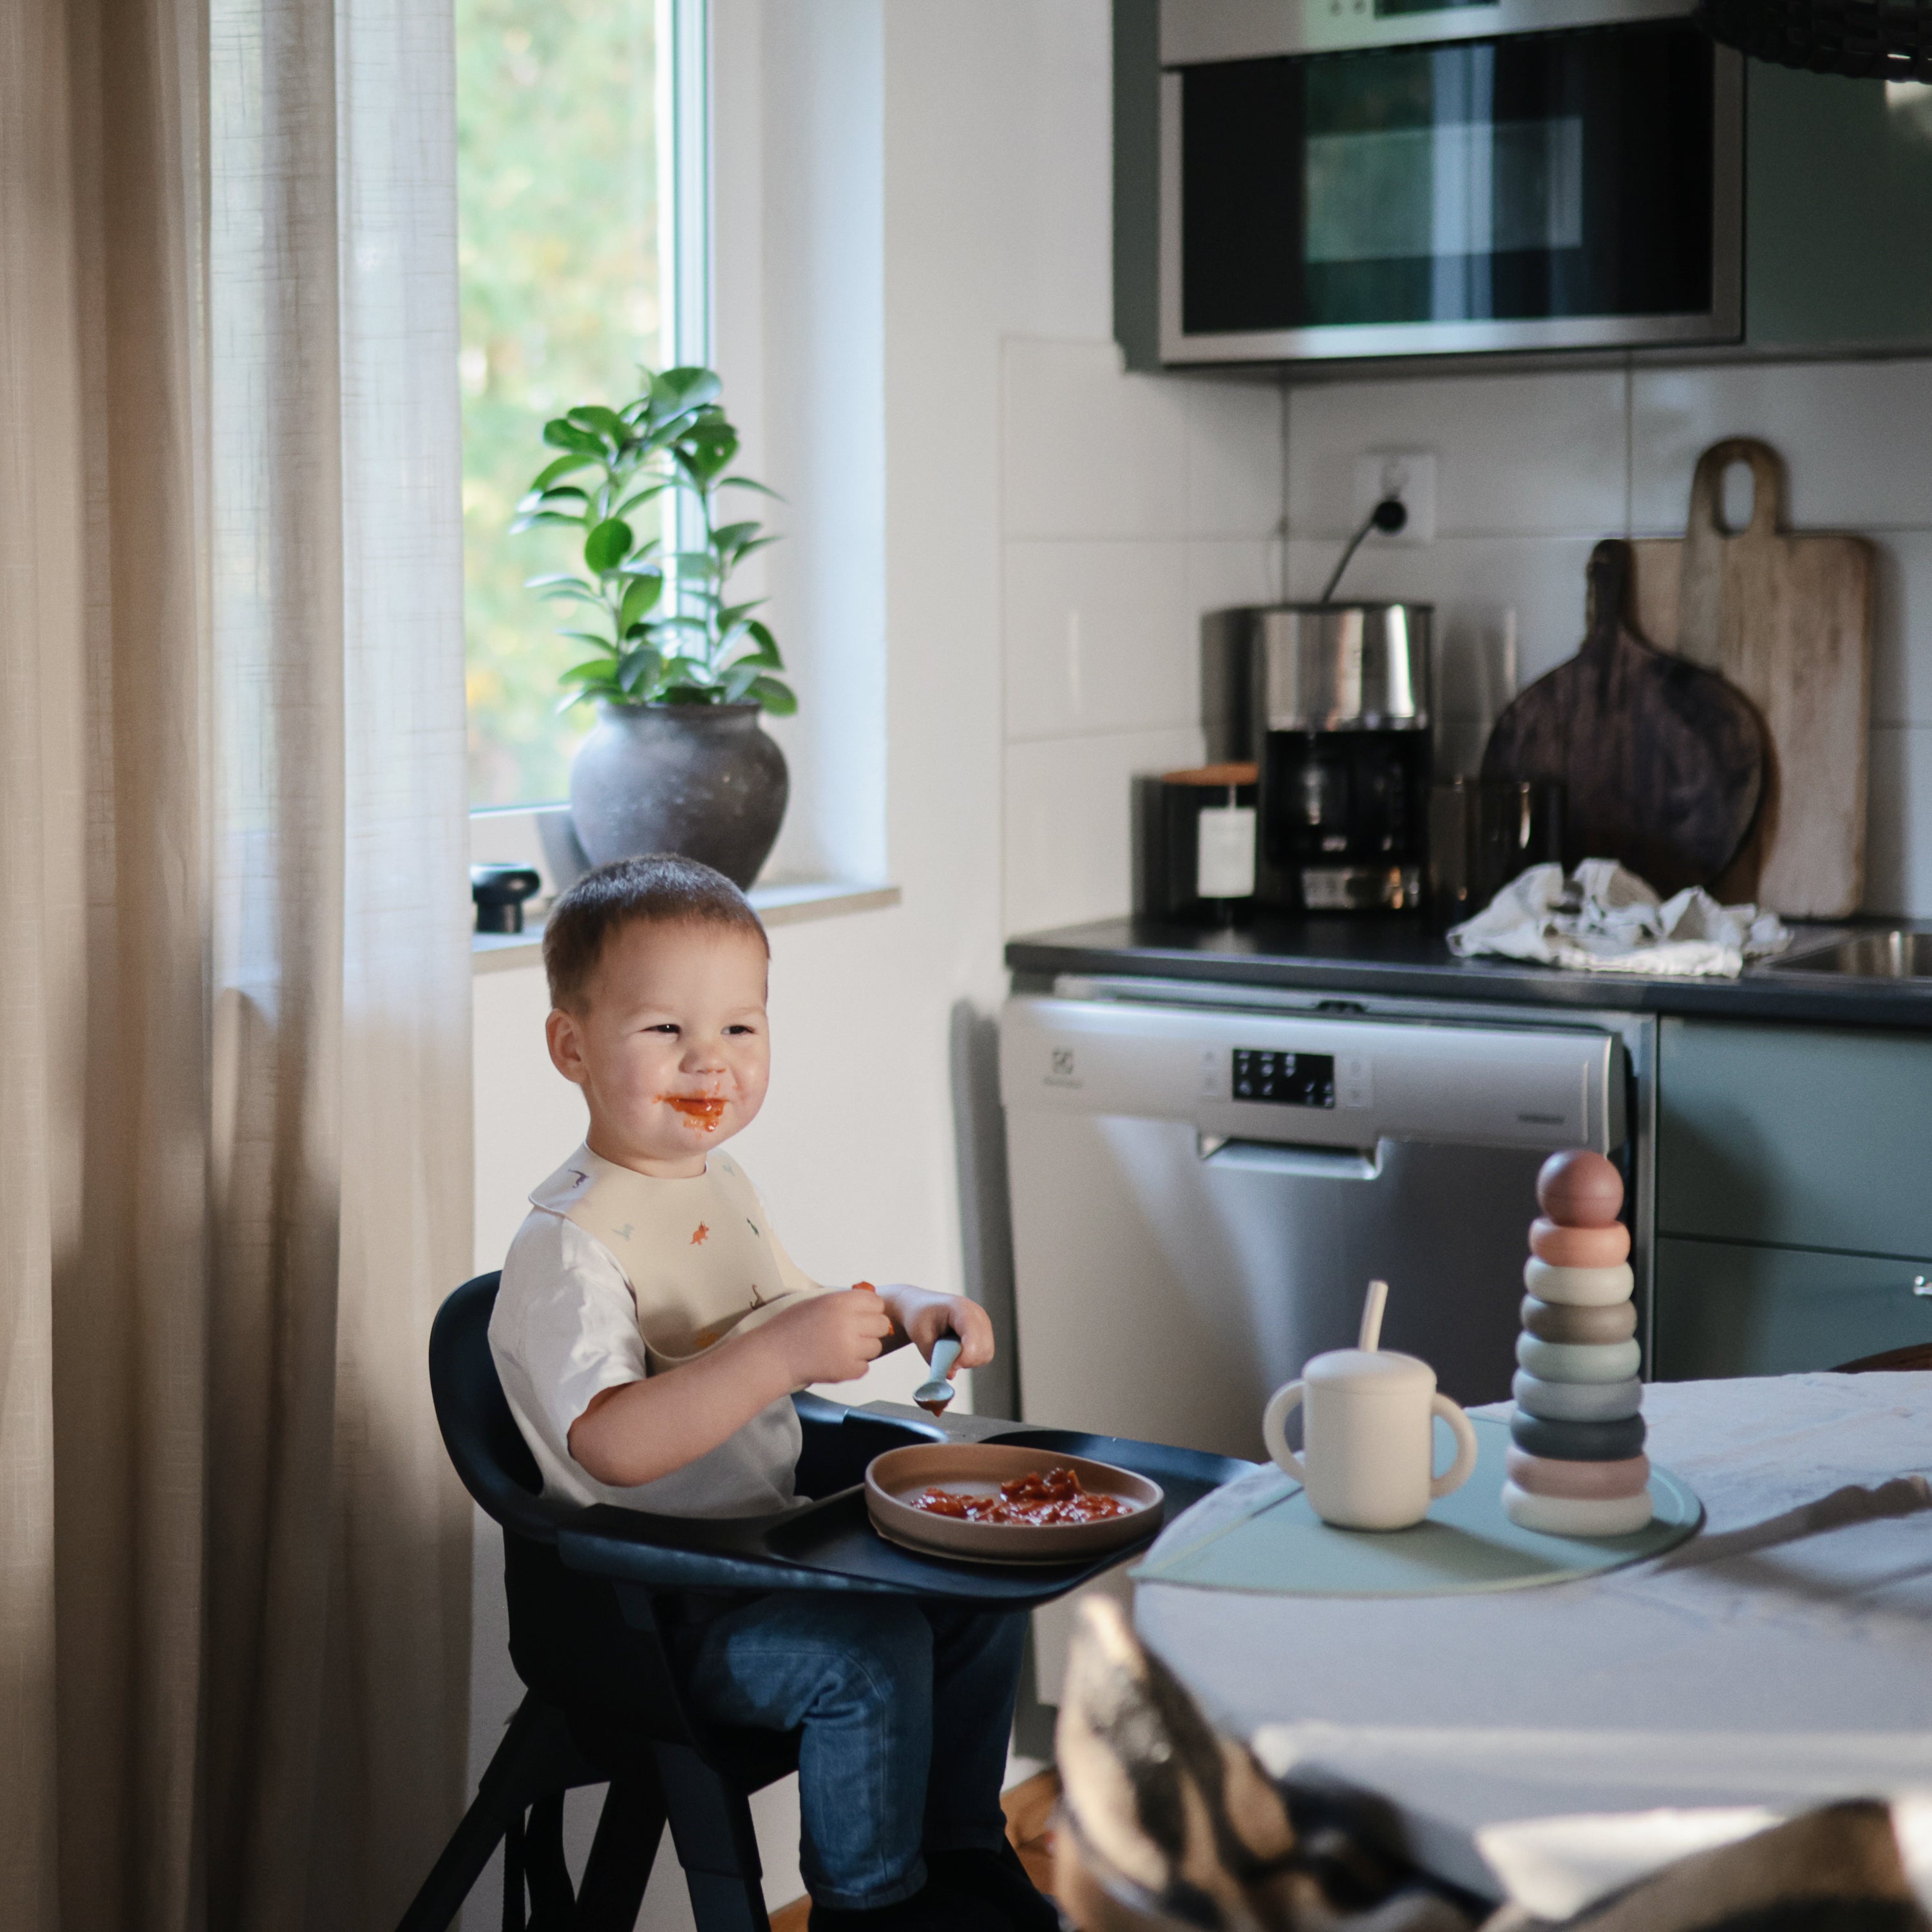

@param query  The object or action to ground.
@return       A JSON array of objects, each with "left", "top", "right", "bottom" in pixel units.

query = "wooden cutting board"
[
  {"left": 1482, "top": 540, "right": 1766, "bottom": 896},
  {"left": 1629, "top": 439, "right": 1873, "bottom": 916}
]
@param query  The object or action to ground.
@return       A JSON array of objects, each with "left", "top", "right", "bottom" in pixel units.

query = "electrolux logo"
[{"left": 1045, "top": 1046, "right": 1081, "bottom": 1090}]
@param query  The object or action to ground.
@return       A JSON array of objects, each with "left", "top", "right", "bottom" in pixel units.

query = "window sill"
[{"left": 472, "top": 880, "right": 902, "bottom": 975}]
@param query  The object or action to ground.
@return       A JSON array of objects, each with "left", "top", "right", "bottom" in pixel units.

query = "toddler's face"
[{"left": 547, "top": 920, "right": 771, "bottom": 1177}]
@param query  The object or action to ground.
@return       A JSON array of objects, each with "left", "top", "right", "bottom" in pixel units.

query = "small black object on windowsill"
[{"left": 471, "top": 864, "right": 542, "bottom": 936}]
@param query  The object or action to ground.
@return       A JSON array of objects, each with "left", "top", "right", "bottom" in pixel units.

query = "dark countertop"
[{"left": 1005, "top": 914, "right": 1932, "bottom": 1030}]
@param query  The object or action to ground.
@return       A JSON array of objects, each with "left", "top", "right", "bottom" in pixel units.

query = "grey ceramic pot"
[{"left": 569, "top": 701, "right": 789, "bottom": 889}]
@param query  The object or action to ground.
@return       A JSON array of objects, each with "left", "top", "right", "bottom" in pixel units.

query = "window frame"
[{"left": 462, "top": 0, "right": 713, "bottom": 817}]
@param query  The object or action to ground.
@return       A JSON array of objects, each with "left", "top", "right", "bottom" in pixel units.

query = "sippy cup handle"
[
  {"left": 1429, "top": 1392, "right": 1479, "bottom": 1498},
  {"left": 1261, "top": 1381, "right": 1307, "bottom": 1483}
]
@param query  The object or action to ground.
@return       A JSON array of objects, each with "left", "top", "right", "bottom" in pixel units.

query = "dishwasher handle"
[{"left": 1198, "top": 1134, "right": 1385, "bottom": 1182}]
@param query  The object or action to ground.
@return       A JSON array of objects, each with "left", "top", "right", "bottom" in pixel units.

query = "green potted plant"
[{"left": 515, "top": 365, "right": 793, "bottom": 887}]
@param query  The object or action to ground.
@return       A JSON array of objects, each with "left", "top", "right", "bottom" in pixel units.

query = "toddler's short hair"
[{"left": 543, "top": 854, "right": 768, "bottom": 1011}]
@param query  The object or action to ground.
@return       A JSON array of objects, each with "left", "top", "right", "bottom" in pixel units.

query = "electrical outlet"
[{"left": 1352, "top": 450, "right": 1436, "bottom": 545}]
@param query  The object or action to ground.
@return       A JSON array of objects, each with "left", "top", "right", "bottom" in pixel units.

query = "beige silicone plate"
[{"left": 864, "top": 1443, "right": 1164, "bottom": 1565}]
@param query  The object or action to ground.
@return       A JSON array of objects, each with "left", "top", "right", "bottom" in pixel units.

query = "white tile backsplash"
[
  {"left": 998, "top": 338, "right": 1285, "bottom": 936},
  {"left": 1287, "top": 367, "right": 1630, "bottom": 539},
  {"left": 1001, "top": 338, "right": 1191, "bottom": 540},
  {"left": 1631, "top": 359, "right": 1932, "bottom": 533},
  {"left": 1000, "top": 336, "right": 1932, "bottom": 923},
  {"left": 1872, "top": 530, "right": 1932, "bottom": 729},
  {"left": 1003, "top": 539, "right": 1197, "bottom": 742},
  {"left": 1004, "top": 726, "right": 1204, "bottom": 936},
  {"left": 1285, "top": 533, "right": 1598, "bottom": 692},
  {"left": 1183, "top": 377, "right": 1287, "bottom": 541},
  {"left": 1864, "top": 726, "right": 1932, "bottom": 916},
  {"left": 1185, "top": 537, "right": 1280, "bottom": 616}
]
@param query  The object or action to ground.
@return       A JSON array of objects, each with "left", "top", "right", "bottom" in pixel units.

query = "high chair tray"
[{"left": 553, "top": 1401, "right": 1251, "bottom": 1611}]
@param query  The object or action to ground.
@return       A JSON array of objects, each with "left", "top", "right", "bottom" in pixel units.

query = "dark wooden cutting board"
[{"left": 1481, "top": 540, "right": 1767, "bottom": 896}]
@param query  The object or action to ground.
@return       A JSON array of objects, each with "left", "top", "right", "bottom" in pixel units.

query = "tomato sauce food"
[{"left": 908, "top": 1466, "right": 1133, "bottom": 1526}]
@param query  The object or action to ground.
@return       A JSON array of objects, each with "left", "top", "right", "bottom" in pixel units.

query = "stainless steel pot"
[{"left": 1252, "top": 602, "right": 1433, "bottom": 732}]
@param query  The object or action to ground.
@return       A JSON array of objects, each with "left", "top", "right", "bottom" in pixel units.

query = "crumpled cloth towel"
[{"left": 1447, "top": 858, "right": 1789, "bottom": 979}]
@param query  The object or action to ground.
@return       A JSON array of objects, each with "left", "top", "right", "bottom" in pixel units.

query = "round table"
[{"left": 1133, "top": 1373, "right": 1932, "bottom": 1898}]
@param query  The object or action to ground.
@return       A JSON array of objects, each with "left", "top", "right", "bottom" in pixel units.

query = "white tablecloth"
[{"left": 1133, "top": 1374, "right": 1932, "bottom": 1899}]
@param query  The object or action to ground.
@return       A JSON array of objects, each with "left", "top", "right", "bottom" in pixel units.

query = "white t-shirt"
[{"left": 488, "top": 1142, "right": 835, "bottom": 1517}]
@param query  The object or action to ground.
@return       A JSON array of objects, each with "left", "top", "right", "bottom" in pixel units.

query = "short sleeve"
[{"left": 491, "top": 1211, "right": 649, "bottom": 1456}]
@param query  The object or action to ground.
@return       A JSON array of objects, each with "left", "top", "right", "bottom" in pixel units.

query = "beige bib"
[{"left": 551, "top": 1147, "right": 821, "bottom": 1369}]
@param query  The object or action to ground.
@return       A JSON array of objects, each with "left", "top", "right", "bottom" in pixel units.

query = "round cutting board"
[{"left": 865, "top": 1443, "right": 1164, "bottom": 1566}]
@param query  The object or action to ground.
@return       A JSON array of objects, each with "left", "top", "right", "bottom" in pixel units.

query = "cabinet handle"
[{"left": 1914, "top": 1276, "right": 1931, "bottom": 1299}]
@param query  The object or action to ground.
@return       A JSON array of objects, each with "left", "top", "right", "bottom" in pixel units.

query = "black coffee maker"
[{"left": 1204, "top": 601, "right": 1434, "bottom": 913}]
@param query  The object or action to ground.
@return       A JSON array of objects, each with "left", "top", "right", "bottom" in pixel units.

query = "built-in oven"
[{"left": 1159, "top": 0, "right": 1743, "bottom": 365}]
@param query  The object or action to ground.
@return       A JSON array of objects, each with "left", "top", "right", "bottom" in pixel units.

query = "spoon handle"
[{"left": 928, "top": 1334, "right": 963, "bottom": 1383}]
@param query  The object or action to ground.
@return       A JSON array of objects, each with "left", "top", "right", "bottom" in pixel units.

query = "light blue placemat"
[{"left": 1131, "top": 1416, "right": 1701, "bottom": 1596}]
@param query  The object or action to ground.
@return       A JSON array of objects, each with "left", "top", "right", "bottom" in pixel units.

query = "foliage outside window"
[{"left": 457, "top": 0, "right": 665, "bottom": 805}]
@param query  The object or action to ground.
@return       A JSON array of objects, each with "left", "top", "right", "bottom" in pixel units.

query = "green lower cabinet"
[{"left": 1653, "top": 1236, "right": 1932, "bottom": 1380}]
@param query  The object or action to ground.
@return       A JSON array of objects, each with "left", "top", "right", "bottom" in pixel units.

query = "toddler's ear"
[{"left": 545, "top": 1007, "right": 590, "bottom": 1086}]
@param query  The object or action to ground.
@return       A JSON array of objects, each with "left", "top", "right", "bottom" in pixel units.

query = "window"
[{"left": 457, "top": 0, "right": 708, "bottom": 806}]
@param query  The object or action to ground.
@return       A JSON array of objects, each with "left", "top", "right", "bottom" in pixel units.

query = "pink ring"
[{"left": 1505, "top": 1447, "right": 1651, "bottom": 1500}]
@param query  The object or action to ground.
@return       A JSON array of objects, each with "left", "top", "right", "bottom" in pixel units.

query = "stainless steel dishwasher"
[{"left": 1001, "top": 976, "right": 1648, "bottom": 1463}]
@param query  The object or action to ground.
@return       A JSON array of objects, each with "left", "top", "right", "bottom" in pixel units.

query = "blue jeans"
[{"left": 672, "top": 1595, "right": 1026, "bottom": 1910}]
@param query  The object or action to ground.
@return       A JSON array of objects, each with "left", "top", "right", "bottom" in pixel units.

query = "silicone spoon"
[{"left": 914, "top": 1335, "right": 963, "bottom": 1416}]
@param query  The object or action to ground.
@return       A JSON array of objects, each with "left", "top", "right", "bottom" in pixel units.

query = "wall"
[
  {"left": 464, "top": 4, "right": 1283, "bottom": 1924},
  {"left": 1284, "top": 359, "right": 1932, "bottom": 914}
]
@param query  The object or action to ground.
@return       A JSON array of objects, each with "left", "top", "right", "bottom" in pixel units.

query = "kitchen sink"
[{"left": 1770, "top": 929, "right": 1932, "bottom": 978}]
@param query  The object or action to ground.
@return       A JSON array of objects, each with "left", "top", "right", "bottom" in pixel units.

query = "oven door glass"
[{"left": 1172, "top": 22, "right": 1734, "bottom": 357}]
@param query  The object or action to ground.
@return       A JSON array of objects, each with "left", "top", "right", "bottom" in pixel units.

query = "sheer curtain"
[{"left": 0, "top": 0, "right": 473, "bottom": 1918}]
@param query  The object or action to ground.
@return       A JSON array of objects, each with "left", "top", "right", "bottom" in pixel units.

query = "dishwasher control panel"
[
  {"left": 1231, "top": 1048, "right": 1333, "bottom": 1108},
  {"left": 1001, "top": 994, "right": 1624, "bottom": 1155}
]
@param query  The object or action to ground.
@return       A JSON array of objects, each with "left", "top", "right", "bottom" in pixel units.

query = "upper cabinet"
[{"left": 1114, "top": 0, "right": 1932, "bottom": 373}]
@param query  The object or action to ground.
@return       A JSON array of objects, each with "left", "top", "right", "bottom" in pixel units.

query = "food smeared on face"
[
  {"left": 908, "top": 1466, "right": 1133, "bottom": 1526},
  {"left": 661, "top": 1093, "right": 727, "bottom": 1132}
]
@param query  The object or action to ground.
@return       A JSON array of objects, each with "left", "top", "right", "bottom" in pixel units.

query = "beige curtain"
[{"left": 0, "top": 0, "right": 474, "bottom": 1918}]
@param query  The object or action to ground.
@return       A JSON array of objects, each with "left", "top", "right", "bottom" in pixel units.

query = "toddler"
[{"left": 489, "top": 855, "right": 1052, "bottom": 1932}]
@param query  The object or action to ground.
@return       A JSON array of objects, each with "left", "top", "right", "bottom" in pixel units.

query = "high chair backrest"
[{"left": 429, "top": 1272, "right": 572, "bottom": 1544}]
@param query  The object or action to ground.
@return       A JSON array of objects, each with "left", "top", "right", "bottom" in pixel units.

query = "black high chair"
[{"left": 397, "top": 1273, "right": 1247, "bottom": 1932}]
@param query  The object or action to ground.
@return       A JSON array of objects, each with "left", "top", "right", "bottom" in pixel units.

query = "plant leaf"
[
  {"left": 556, "top": 629, "right": 620, "bottom": 652},
  {"left": 561, "top": 657, "right": 622, "bottom": 684},
  {"left": 739, "top": 620, "right": 784, "bottom": 668},
  {"left": 652, "top": 366, "right": 723, "bottom": 416},
  {"left": 509, "top": 510, "right": 587, "bottom": 533},
  {"left": 516, "top": 484, "right": 589, "bottom": 513},
  {"left": 524, "top": 575, "right": 604, "bottom": 606},
  {"left": 750, "top": 675, "right": 797, "bottom": 717},
  {"left": 715, "top": 599, "right": 766, "bottom": 631},
  {"left": 718, "top": 475, "right": 784, "bottom": 500},
  {"left": 617, "top": 645, "right": 665, "bottom": 694},
  {"left": 653, "top": 613, "right": 712, "bottom": 636},
  {"left": 530, "top": 452, "right": 598, "bottom": 491},
  {"left": 668, "top": 550, "right": 720, "bottom": 579},
  {"left": 543, "top": 417, "right": 607, "bottom": 456},
  {"left": 612, "top": 481, "right": 672, "bottom": 518},
  {"left": 567, "top": 404, "right": 626, "bottom": 441},
  {"left": 618, "top": 573, "right": 663, "bottom": 630},
  {"left": 719, "top": 660, "right": 762, "bottom": 703},
  {"left": 583, "top": 516, "right": 635, "bottom": 574},
  {"left": 677, "top": 421, "right": 739, "bottom": 484}
]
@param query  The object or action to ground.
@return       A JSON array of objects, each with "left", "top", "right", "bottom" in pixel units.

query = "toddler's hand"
[
  {"left": 762, "top": 1287, "right": 893, "bottom": 1387},
  {"left": 899, "top": 1291, "right": 996, "bottom": 1372}
]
